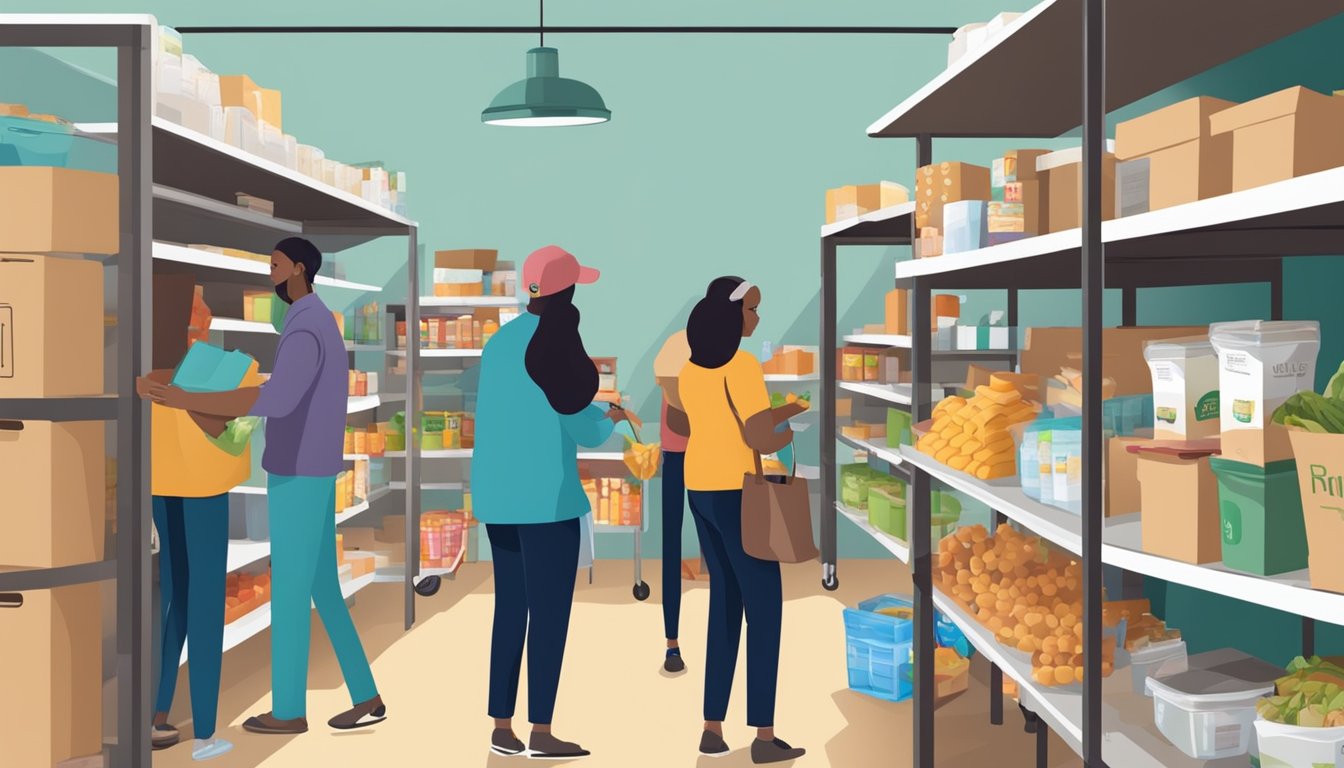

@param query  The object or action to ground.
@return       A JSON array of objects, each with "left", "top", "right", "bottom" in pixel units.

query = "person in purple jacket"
[{"left": 146, "top": 237, "right": 385, "bottom": 735}]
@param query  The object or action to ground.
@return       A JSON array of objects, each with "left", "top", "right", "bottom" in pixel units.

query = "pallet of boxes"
[{"left": 0, "top": 123, "right": 114, "bottom": 766}]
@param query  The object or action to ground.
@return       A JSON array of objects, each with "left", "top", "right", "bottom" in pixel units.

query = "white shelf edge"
[
  {"left": 419, "top": 296, "right": 521, "bottom": 307},
  {"left": 387, "top": 349, "right": 484, "bottom": 358},
  {"left": 764, "top": 373, "right": 820, "bottom": 383},
  {"left": 334, "top": 500, "right": 371, "bottom": 526},
  {"left": 838, "top": 432, "right": 910, "bottom": 471},
  {"left": 151, "top": 242, "right": 380, "bottom": 291},
  {"left": 388, "top": 480, "right": 464, "bottom": 492},
  {"left": 843, "top": 334, "right": 914, "bottom": 348},
  {"left": 346, "top": 394, "right": 381, "bottom": 414},
  {"left": 819, "top": 201, "right": 917, "bottom": 238},
  {"left": 836, "top": 502, "right": 909, "bottom": 564},
  {"left": 225, "top": 539, "right": 270, "bottom": 572},
  {"left": 209, "top": 317, "right": 275, "bottom": 335},
  {"left": 229, "top": 485, "right": 266, "bottom": 496},
  {"left": 384, "top": 449, "right": 474, "bottom": 459},
  {"left": 838, "top": 381, "right": 913, "bottom": 406}
]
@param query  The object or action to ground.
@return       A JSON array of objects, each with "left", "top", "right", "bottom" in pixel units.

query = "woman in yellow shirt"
[{"left": 677, "top": 276, "right": 808, "bottom": 764}]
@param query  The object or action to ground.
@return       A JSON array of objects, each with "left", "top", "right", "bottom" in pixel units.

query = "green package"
[{"left": 207, "top": 416, "right": 261, "bottom": 457}]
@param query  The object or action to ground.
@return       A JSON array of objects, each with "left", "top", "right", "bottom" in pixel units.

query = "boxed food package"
[
  {"left": 915, "top": 162, "right": 991, "bottom": 232},
  {"left": 1287, "top": 429, "right": 1344, "bottom": 593},
  {"left": 435, "top": 249, "right": 498, "bottom": 272},
  {"left": 1116, "top": 158, "right": 1151, "bottom": 218},
  {"left": 0, "top": 584, "right": 102, "bottom": 767},
  {"left": 884, "top": 289, "right": 909, "bottom": 336},
  {"left": 1208, "top": 86, "right": 1344, "bottom": 192},
  {"left": 824, "top": 182, "right": 909, "bottom": 223},
  {"left": 1132, "top": 443, "right": 1222, "bottom": 564},
  {"left": 763, "top": 348, "right": 814, "bottom": 377},
  {"left": 1036, "top": 144, "right": 1117, "bottom": 233},
  {"left": 1115, "top": 96, "right": 1238, "bottom": 210},
  {"left": 1209, "top": 457, "right": 1308, "bottom": 576},
  {"left": 1021, "top": 326, "right": 1207, "bottom": 397},
  {"left": 942, "top": 200, "right": 988, "bottom": 254},
  {"left": 259, "top": 87, "right": 282, "bottom": 130},
  {"left": 0, "top": 420, "right": 104, "bottom": 568},
  {"left": 915, "top": 231, "right": 944, "bottom": 258},
  {"left": 220, "top": 74, "right": 264, "bottom": 117},
  {"left": 0, "top": 168, "right": 118, "bottom": 254},
  {"left": 1210, "top": 320, "right": 1320, "bottom": 466},
  {"left": 0, "top": 254, "right": 104, "bottom": 398},
  {"left": 1145, "top": 337, "right": 1220, "bottom": 440},
  {"left": 1107, "top": 433, "right": 1151, "bottom": 518}
]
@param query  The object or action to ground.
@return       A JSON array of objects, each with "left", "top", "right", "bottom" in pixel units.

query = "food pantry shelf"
[
  {"left": 866, "top": 0, "right": 1344, "bottom": 138},
  {"left": 893, "top": 168, "right": 1344, "bottom": 289},
  {"left": 839, "top": 381, "right": 912, "bottom": 406},
  {"left": 819, "top": 202, "right": 915, "bottom": 242},
  {"left": 346, "top": 395, "right": 380, "bottom": 414},
  {"left": 152, "top": 241, "right": 380, "bottom": 291},
  {"left": 385, "top": 449, "right": 474, "bottom": 459},
  {"left": 901, "top": 446, "right": 1083, "bottom": 555},
  {"left": 333, "top": 500, "right": 371, "bottom": 526},
  {"left": 419, "top": 296, "right": 520, "bottom": 308},
  {"left": 387, "top": 349, "right": 483, "bottom": 359},
  {"left": 764, "top": 373, "right": 820, "bottom": 383},
  {"left": 389, "top": 480, "right": 463, "bottom": 491},
  {"left": 836, "top": 503, "right": 909, "bottom": 563},
  {"left": 225, "top": 539, "right": 270, "bottom": 573},
  {"left": 180, "top": 572, "right": 376, "bottom": 666},
  {"left": 839, "top": 432, "right": 909, "bottom": 472},
  {"left": 209, "top": 317, "right": 274, "bottom": 335},
  {"left": 78, "top": 118, "right": 415, "bottom": 236}
]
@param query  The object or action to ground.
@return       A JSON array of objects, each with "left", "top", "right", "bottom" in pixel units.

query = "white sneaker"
[{"left": 192, "top": 738, "right": 234, "bottom": 761}]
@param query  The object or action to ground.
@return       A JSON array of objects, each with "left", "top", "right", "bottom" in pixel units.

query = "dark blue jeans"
[
  {"left": 486, "top": 518, "right": 580, "bottom": 725},
  {"left": 661, "top": 451, "right": 700, "bottom": 641},
  {"left": 688, "top": 489, "right": 783, "bottom": 728},
  {"left": 153, "top": 495, "right": 230, "bottom": 739}
]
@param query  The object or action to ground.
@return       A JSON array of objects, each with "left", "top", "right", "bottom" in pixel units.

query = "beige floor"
[{"left": 153, "top": 560, "right": 1080, "bottom": 767}]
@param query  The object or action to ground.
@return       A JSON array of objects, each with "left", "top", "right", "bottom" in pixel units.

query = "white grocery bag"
[{"left": 577, "top": 511, "right": 595, "bottom": 571}]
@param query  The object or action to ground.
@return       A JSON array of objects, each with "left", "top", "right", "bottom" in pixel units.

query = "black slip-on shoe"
[
  {"left": 699, "top": 730, "right": 730, "bottom": 757},
  {"left": 328, "top": 696, "right": 387, "bottom": 730},
  {"left": 751, "top": 737, "right": 805, "bottom": 764},
  {"left": 528, "top": 732, "right": 590, "bottom": 760},
  {"left": 491, "top": 729, "right": 526, "bottom": 756},
  {"left": 242, "top": 712, "right": 308, "bottom": 735},
  {"left": 664, "top": 648, "right": 686, "bottom": 673}
]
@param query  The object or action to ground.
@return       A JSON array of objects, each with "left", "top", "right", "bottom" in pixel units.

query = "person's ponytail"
[{"left": 525, "top": 286, "right": 600, "bottom": 415}]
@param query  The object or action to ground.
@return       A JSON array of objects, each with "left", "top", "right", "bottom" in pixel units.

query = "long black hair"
[
  {"left": 525, "top": 285, "right": 599, "bottom": 415},
  {"left": 687, "top": 276, "right": 747, "bottom": 370}
]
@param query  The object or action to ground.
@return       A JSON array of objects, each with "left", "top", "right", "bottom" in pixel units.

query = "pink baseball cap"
[{"left": 523, "top": 245, "right": 600, "bottom": 298}]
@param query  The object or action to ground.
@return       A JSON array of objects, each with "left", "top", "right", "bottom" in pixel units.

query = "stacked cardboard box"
[
  {"left": 1209, "top": 86, "right": 1344, "bottom": 192},
  {"left": 824, "top": 181, "right": 910, "bottom": 223},
  {"left": 916, "top": 161, "right": 991, "bottom": 236},
  {"left": 990, "top": 149, "right": 1050, "bottom": 241},
  {"left": 763, "top": 347, "right": 815, "bottom": 377},
  {"left": 1037, "top": 144, "right": 1117, "bottom": 232}
]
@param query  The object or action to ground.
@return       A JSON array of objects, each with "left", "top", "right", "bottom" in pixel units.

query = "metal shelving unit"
[
  {"left": 0, "top": 16, "right": 418, "bottom": 765},
  {"left": 843, "top": 2, "right": 1344, "bottom": 767}
]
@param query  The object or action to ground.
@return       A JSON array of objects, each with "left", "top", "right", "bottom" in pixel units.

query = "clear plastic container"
[
  {"left": 0, "top": 115, "right": 76, "bottom": 166},
  {"left": 1130, "top": 639, "right": 1188, "bottom": 697},
  {"left": 1147, "top": 650, "right": 1283, "bottom": 760},
  {"left": 1254, "top": 720, "right": 1344, "bottom": 768}
]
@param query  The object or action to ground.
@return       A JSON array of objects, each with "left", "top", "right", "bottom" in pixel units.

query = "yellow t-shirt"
[
  {"left": 151, "top": 364, "right": 263, "bottom": 498},
  {"left": 679, "top": 350, "right": 771, "bottom": 491}
]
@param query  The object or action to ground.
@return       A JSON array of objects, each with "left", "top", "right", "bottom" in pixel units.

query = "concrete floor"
[{"left": 152, "top": 559, "right": 1079, "bottom": 767}]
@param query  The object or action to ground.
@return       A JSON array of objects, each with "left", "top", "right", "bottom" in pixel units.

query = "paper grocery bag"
[{"left": 1288, "top": 429, "right": 1344, "bottom": 593}]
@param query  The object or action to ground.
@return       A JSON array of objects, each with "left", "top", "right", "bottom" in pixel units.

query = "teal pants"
[{"left": 268, "top": 474, "right": 378, "bottom": 720}]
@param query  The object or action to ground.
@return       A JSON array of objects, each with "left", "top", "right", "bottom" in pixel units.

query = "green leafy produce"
[
  {"left": 1271, "top": 367, "right": 1344, "bottom": 433},
  {"left": 1256, "top": 656, "right": 1344, "bottom": 727}
]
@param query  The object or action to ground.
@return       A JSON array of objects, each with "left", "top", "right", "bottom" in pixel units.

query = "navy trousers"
[
  {"left": 661, "top": 451, "right": 701, "bottom": 640},
  {"left": 486, "top": 518, "right": 580, "bottom": 725},
  {"left": 688, "top": 489, "right": 783, "bottom": 728}
]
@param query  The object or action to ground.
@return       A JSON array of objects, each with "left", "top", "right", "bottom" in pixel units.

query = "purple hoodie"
[{"left": 248, "top": 292, "right": 347, "bottom": 477}]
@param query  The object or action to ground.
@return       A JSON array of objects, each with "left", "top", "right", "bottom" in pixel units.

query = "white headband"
[{"left": 729, "top": 281, "right": 754, "bottom": 302}]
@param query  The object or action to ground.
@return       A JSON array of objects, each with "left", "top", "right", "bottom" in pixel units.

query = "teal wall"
[{"left": 12, "top": 2, "right": 1344, "bottom": 654}]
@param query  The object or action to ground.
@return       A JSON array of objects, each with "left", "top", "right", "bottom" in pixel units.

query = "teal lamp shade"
[{"left": 482, "top": 47, "right": 611, "bottom": 127}]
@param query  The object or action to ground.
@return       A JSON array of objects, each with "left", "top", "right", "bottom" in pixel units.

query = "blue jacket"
[{"left": 471, "top": 313, "right": 614, "bottom": 524}]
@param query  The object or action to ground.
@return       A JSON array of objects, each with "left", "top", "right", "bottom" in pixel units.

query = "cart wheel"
[
  {"left": 415, "top": 575, "right": 442, "bottom": 597},
  {"left": 633, "top": 581, "right": 651, "bottom": 601},
  {"left": 823, "top": 573, "right": 840, "bottom": 591}
]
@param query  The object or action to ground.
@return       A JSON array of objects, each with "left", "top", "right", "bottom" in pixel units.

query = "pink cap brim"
[{"left": 576, "top": 266, "right": 601, "bottom": 284}]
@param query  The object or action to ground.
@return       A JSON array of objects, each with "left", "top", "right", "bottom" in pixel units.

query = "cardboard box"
[
  {"left": 0, "top": 584, "right": 102, "bottom": 766},
  {"left": 1116, "top": 158, "right": 1151, "bottom": 217},
  {"left": 259, "top": 87, "right": 282, "bottom": 130},
  {"left": 916, "top": 162, "right": 991, "bottom": 231},
  {"left": 1107, "top": 434, "right": 1150, "bottom": 518},
  {"left": 1115, "top": 96, "right": 1238, "bottom": 210},
  {"left": 0, "top": 168, "right": 118, "bottom": 254},
  {"left": 1221, "top": 425, "right": 1295, "bottom": 468},
  {"left": 434, "top": 249, "right": 499, "bottom": 271},
  {"left": 915, "top": 235, "right": 944, "bottom": 258},
  {"left": 1020, "top": 326, "right": 1205, "bottom": 397},
  {"left": 825, "top": 181, "right": 909, "bottom": 223},
  {"left": 1135, "top": 449, "right": 1222, "bottom": 564},
  {"left": 836, "top": 398, "right": 853, "bottom": 418},
  {"left": 0, "top": 255, "right": 105, "bottom": 398},
  {"left": 1288, "top": 430, "right": 1344, "bottom": 593},
  {"left": 884, "top": 289, "right": 909, "bottom": 336},
  {"left": 219, "top": 74, "right": 262, "bottom": 117},
  {"left": 1209, "top": 86, "right": 1344, "bottom": 192},
  {"left": 0, "top": 420, "right": 104, "bottom": 568},
  {"left": 1037, "top": 146, "right": 1116, "bottom": 232}
]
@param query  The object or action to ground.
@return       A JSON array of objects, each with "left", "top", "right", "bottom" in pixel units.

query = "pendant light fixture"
[{"left": 481, "top": 0, "right": 611, "bottom": 126}]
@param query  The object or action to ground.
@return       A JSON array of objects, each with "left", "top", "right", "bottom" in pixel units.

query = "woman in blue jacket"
[{"left": 472, "top": 245, "right": 626, "bottom": 760}]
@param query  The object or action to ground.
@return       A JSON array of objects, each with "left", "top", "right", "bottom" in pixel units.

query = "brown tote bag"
[{"left": 725, "top": 382, "right": 819, "bottom": 564}]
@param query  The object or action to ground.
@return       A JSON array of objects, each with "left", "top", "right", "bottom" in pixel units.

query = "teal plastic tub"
[
  {"left": 0, "top": 116, "right": 75, "bottom": 166},
  {"left": 1208, "top": 457, "right": 1309, "bottom": 576}
]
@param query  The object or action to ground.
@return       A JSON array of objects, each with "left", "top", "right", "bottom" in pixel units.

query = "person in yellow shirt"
[
  {"left": 137, "top": 333, "right": 262, "bottom": 762},
  {"left": 677, "top": 276, "right": 808, "bottom": 764}
]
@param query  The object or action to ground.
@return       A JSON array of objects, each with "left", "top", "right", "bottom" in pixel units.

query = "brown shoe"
[
  {"left": 151, "top": 723, "right": 180, "bottom": 750},
  {"left": 328, "top": 695, "right": 387, "bottom": 730},
  {"left": 242, "top": 712, "right": 308, "bottom": 735}
]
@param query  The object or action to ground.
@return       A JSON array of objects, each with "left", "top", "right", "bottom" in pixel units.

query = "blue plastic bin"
[
  {"left": 843, "top": 594, "right": 974, "bottom": 703},
  {"left": 0, "top": 116, "right": 76, "bottom": 166}
]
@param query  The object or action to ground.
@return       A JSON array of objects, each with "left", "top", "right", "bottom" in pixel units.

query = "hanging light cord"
[{"left": 539, "top": 0, "right": 544, "bottom": 46}]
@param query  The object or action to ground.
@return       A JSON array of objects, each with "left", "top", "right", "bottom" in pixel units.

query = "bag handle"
[{"left": 723, "top": 378, "right": 795, "bottom": 480}]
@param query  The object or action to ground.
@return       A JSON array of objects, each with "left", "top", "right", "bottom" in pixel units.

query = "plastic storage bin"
[
  {"left": 1209, "top": 457, "right": 1309, "bottom": 576},
  {"left": 0, "top": 116, "right": 76, "bottom": 166},
  {"left": 1130, "top": 640, "right": 1189, "bottom": 698},
  {"left": 868, "top": 485, "right": 907, "bottom": 540},
  {"left": 1147, "top": 649, "right": 1283, "bottom": 760},
  {"left": 844, "top": 594, "right": 914, "bottom": 702},
  {"left": 1254, "top": 720, "right": 1344, "bottom": 768}
]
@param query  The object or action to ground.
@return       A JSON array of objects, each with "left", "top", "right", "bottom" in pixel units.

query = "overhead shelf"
[
  {"left": 866, "top": 0, "right": 1344, "bottom": 138},
  {"left": 838, "top": 381, "right": 913, "bottom": 406},
  {"left": 333, "top": 500, "right": 371, "bottom": 526},
  {"left": 836, "top": 503, "right": 909, "bottom": 564},
  {"left": 893, "top": 167, "right": 1344, "bottom": 289},
  {"left": 820, "top": 202, "right": 915, "bottom": 243},
  {"left": 346, "top": 395, "right": 381, "bottom": 415},
  {"left": 152, "top": 241, "right": 380, "bottom": 291},
  {"left": 78, "top": 118, "right": 416, "bottom": 249}
]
